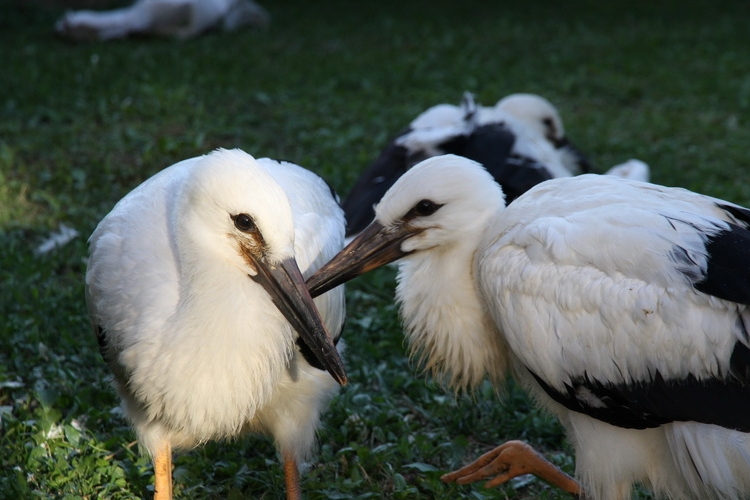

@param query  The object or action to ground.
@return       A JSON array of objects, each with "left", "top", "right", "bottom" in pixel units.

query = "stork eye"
[
  {"left": 232, "top": 213, "right": 256, "bottom": 232},
  {"left": 413, "top": 199, "right": 441, "bottom": 217},
  {"left": 542, "top": 117, "right": 558, "bottom": 141}
]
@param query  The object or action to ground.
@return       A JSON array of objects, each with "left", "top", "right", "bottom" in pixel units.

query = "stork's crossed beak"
[
  {"left": 251, "top": 256, "right": 347, "bottom": 386},
  {"left": 307, "top": 221, "right": 419, "bottom": 298}
]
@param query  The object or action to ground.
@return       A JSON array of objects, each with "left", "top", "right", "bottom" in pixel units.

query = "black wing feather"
[
  {"left": 341, "top": 140, "right": 409, "bottom": 236},
  {"left": 530, "top": 341, "right": 750, "bottom": 432},
  {"left": 717, "top": 202, "right": 750, "bottom": 227},
  {"left": 445, "top": 122, "right": 553, "bottom": 203},
  {"left": 694, "top": 221, "right": 750, "bottom": 305},
  {"left": 534, "top": 202, "right": 750, "bottom": 433}
]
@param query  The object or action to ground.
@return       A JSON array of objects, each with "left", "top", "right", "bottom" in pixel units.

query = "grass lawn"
[{"left": 1, "top": 0, "right": 749, "bottom": 498}]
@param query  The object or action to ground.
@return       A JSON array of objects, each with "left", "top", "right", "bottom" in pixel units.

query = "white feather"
[
  {"left": 55, "top": 0, "right": 269, "bottom": 40},
  {"left": 86, "top": 148, "right": 344, "bottom": 465},
  {"left": 369, "top": 155, "right": 750, "bottom": 500},
  {"left": 604, "top": 158, "right": 651, "bottom": 182}
]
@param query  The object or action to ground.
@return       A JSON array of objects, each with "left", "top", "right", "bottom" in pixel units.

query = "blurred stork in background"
[
  {"left": 308, "top": 154, "right": 750, "bottom": 500},
  {"left": 56, "top": 0, "right": 269, "bottom": 41},
  {"left": 341, "top": 92, "right": 649, "bottom": 238},
  {"left": 86, "top": 149, "right": 346, "bottom": 500}
]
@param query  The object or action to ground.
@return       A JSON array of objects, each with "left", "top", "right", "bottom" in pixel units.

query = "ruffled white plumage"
[
  {"left": 346, "top": 155, "right": 750, "bottom": 499},
  {"left": 55, "top": 0, "right": 269, "bottom": 40},
  {"left": 86, "top": 148, "right": 345, "bottom": 478}
]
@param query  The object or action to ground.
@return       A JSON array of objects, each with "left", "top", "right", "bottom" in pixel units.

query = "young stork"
[
  {"left": 85, "top": 148, "right": 347, "bottom": 500},
  {"left": 55, "top": 0, "right": 269, "bottom": 41},
  {"left": 307, "top": 154, "right": 750, "bottom": 500},
  {"left": 340, "top": 92, "right": 597, "bottom": 238},
  {"left": 494, "top": 93, "right": 595, "bottom": 175}
]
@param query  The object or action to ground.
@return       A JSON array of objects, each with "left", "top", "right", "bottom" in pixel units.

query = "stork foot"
[{"left": 441, "top": 440, "right": 580, "bottom": 496}]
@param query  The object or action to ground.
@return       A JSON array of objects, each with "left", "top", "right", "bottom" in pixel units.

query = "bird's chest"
[{"left": 123, "top": 302, "right": 296, "bottom": 440}]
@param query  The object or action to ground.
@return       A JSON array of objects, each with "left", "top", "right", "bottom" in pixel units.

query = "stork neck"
[
  {"left": 396, "top": 236, "right": 509, "bottom": 392},
  {"left": 173, "top": 236, "right": 274, "bottom": 341}
]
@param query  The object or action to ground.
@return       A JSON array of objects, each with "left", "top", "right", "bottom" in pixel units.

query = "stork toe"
[{"left": 442, "top": 440, "right": 580, "bottom": 496}]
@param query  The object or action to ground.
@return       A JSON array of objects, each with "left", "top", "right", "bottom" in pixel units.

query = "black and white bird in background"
[
  {"left": 56, "top": 0, "right": 269, "bottom": 41},
  {"left": 86, "top": 149, "right": 347, "bottom": 500},
  {"left": 341, "top": 92, "right": 650, "bottom": 239},
  {"left": 308, "top": 154, "right": 750, "bottom": 500}
]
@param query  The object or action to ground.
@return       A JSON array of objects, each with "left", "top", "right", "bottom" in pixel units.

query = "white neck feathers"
[{"left": 396, "top": 239, "right": 510, "bottom": 392}]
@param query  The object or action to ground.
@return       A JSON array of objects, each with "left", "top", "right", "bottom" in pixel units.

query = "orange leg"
[
  {"left": 283, "top": 452, "right": 302, "bottom": 500},
  {"left": 153, "top": 442, "right": 173, "bottom": 500},
  {"left": 441, "top": 440, "right": 580, "bottom": 496}
]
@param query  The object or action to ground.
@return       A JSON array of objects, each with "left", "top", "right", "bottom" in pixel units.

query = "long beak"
[
  {"left": 306, "top": 221, "right": 418, "bottom": 298},
  {"left": 251, "top": 256, "right": 347, "bottom": 386}
]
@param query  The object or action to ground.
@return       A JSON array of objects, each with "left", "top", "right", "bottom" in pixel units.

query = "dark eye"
[
  {"left": 413, "top": 199, "right": 441, "bottom": 217},
  {"left": 542, "top": 117, "right": 558, "bottom": 141},
  {"left": 232, "top": 213, "right": 256, "bottom": 232}
]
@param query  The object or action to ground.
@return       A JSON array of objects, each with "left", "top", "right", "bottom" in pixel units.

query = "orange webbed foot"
[{"left": 441, "top": 440, "right": 580, "bottom": 496}]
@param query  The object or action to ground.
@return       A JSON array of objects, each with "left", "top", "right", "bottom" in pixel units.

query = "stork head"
[
  {"left": 495, "top": 93, "right": 565, "bottom": 145},
  {"left": 178, "top": 149, "right": 347, "bottom": 385},
  {"left": 307, "top": 154, "right": 504, "bottom": 297},
  {"left": 496, "top": 93, "right": 594, "bottom": 173}
]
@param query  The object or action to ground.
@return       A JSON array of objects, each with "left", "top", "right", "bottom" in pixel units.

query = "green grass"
[{"left": 1, "top": 0, "right": 749, "bottom": 498}]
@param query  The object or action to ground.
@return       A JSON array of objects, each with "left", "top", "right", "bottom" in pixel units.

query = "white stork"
[
  {"left": 493, "top": 95, "right": 651, "bottom": 184},
  {"left": 307, "top": 154, "right": 750, "bottom": 500},
  {"left": 340, "top": 92, "right": 645, "bottom": 238},
  {"left": 403, "top": 92, "right": 594, "bottom": 176},
  {"left": 85, "top": 148, "right": 347, "bottom": 500},
  {"left": 55, "top": 0, "right": 269, "bottom": 41},
  {"left": 493, "top": 93, "right": 593, "bottom": 175}
]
